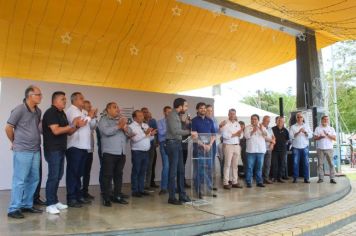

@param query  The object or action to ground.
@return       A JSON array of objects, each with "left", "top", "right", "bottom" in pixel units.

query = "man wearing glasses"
[
  {"left": 5, "top": 85, "right": 43, "bottom": 219},
  {"left": 289, "top": 112, "right": 312, "bottom": 183}
]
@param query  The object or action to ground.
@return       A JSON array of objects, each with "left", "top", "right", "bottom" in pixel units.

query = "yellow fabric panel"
[{"left": 0, "top": 0, "right": 354, "bottom": 93}]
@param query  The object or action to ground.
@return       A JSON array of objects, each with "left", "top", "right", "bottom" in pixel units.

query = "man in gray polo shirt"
[{"left": 5, "top": 85, "right": 43, "bottom": 219}]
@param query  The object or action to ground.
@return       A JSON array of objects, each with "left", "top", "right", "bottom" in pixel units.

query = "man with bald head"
[{"left": 5, "top": 85, "right": 43, "bottom": 219}]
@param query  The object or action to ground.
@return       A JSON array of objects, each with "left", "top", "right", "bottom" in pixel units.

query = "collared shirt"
[
  {"left": 66, "top": 105, "right": 92, "bottom": 150},
  {"left": 244, "top": 125, "right": 267, "bottom": 153},
  {"left": 166, "top": 110, "right": 190, "bottom": 141},
  {"left": 272, "top": 126, "right": 289, "bottom": 152},
  {"left": 157, "top": 118, "right": 167, "bottom": 143},
  {"left": 42, "top": 105, "right": 69, "bottom": 151},
  {"left": 221, "top": 120, "right": 241, "bottom": 145},
  {"left": 7, "top": 103, "right": 42, "bottom": 152},
  {"left": 191, "top": 115, "right": 216, "bottom": 157},
  {"left": 98, "top": 115, "right": 128, "bottom": 155},
  {"left": 289, "top": 123, "right": 312, "bottom": 149},
  {"left": 265, "top": 126, "right": 274, "bottom": 150},
  {"left": 128, "top": 121, "right": 152, "bottom": 151},
  {"left": 314, "top": 125, "right": 336, "bottom": 150}
]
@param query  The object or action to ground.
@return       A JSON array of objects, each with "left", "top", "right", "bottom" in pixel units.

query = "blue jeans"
[
  {"left": 166, "top": 140, "right": 186, "bottom": 200},
  {"left": 159, "top": 142, "right": 169, "bottom": 190},
  {"left": 66, "top": 147, "right": 87, "bottom": 202},
  {"left": 131, "top": 150, "right": 149, "bottom": 193},
  {"left": 44, "top": 150, "right": 65, "bottom": 206},
  {"left": 292, "top": 147, "right": 310, "bottom": 180},
  {"left": 8, "top": 151, "right": 40, "bottom": 213},
  {"left": 245, "top": 153, "right": 264, "bottom": 185}
]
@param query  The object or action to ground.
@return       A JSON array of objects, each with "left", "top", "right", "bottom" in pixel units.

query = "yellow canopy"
[{"left": 0, "top": 0, "right": 354, "bottom": 93}]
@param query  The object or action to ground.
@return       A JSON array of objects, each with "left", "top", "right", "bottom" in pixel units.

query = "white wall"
[{"left": 0, "top": 78, "right": 213, "bottom": 190}]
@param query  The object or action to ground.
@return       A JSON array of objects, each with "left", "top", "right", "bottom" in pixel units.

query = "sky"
[{"left": 179, "top": 46, "right": 333, "bottom": 100}]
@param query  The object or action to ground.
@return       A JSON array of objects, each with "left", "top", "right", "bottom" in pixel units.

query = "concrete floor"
[{"left": 0, "top": 177, "right": 349, "bottom": 236}]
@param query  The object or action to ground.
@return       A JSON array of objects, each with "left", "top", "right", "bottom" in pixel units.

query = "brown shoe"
[
  {"left": 231, "top": 183, "right": 243, "bottom": 188},
  {"left": 223, "top": 185, "right": 231, "bottom": 190},
  {"left": 264, "top": 179, "right": 273, "bottom": 184}
]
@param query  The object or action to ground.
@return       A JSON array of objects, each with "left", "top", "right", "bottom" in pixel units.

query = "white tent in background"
[{"left": 213, "top": 96, "right": 278, "bottom": 124}]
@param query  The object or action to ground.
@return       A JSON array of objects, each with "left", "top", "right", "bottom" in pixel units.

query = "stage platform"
[{"left": 0, "top": 177, "right": 351, "bottom": 236}]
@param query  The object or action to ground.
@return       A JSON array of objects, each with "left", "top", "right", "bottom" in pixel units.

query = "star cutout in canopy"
[
  {"left": 61, "top": 32, "right": 72, "bottom": 45},
  {"left": 230, "top": 23, "right": 238, "bottom": 33},
  {"left": 176, "top": 53, "right": 184, "bottom": 63},
  {"left": 172, "top": 5, "right": 182, "bottom": 16},
  {"left": 130, "top": 45, "right": 139, "bottom": 56}
]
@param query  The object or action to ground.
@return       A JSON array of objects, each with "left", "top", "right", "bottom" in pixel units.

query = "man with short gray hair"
[{"left": 5, "top": 85, "right": 43, "bottom": 219}]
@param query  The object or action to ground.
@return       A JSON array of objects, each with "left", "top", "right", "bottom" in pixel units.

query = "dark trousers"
[
  {"left": 34, "top": 156, "right": 42, "bottom": 201},
  {"left": 66, "top": 147, "right": 87, "bottom": 202},
  {"left": 182, "top": 148, "right": 188, "bottom": 183},
  {"left": 272, "top": 150, "right": 287, "bottom": 180},
  {"left": 102, "top": 153, "right": 126, "bottom": 201},
  {"left": 262, "top": 150, "right": 272, "bottom": 180},
  {"left": 145, "top": 145, "right": 157, "bottom": 188},
  {"left": 98, "top": 149, "right": 104, "bottom": 193},
  {"left": 167, "top": 140, "right": 186, "bottom": 200},
  {"left": 44, "top": 150, "right": 65, "bottom": 206},
  {"left": 131, "top": 150, "right": 149, "bottom": 193},
  {"left": 82, "top": 152, "right": 93, "bottom": 195}
]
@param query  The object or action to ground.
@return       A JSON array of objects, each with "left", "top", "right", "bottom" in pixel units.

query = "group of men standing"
[{"left": 5, "top": 85, "right": 338, "bottom": 219}]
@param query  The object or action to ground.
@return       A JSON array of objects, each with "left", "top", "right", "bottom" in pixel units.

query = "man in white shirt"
[
  {"left": 220, "top": 109, "right": 243, "bottom": 189},
  {"left": 81, "top": 100, "right": 98, "bottom": 200},
  {"left": 129, "top": 110, "right": 156, "bottom": 197},
  {"left": 244, "top": 114, "right": 268, "bottom": 188},
  {"left": 314, "top": 115, "right": 337, "bottom": 184},
  {"left": 289, "top": 112, "right": 313, "bottom": 183},
  {"left": 65, "top": 92, "right": 97, "bottom": 208},
  {"left": 262, "top": 116, "right": 275, "bottom": 184}
]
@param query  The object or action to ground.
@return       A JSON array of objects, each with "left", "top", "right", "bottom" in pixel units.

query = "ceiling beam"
[{"left": 178, "top": 0, "right": 308, "bottom": 36}]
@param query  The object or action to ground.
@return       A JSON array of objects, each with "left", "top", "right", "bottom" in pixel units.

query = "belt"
[
  {"left": 166, "top": 139, "right": 180, "bottom": 142},
  {"left": 224, "top": 143, "right": 240, "bottom": 145}
]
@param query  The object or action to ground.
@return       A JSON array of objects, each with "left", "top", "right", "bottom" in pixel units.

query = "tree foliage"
[{"left": 325, "top": 40, "right": 356, "bottom": 133}]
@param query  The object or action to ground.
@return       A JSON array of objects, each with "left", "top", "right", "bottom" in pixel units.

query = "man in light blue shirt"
[{"left": 157, "top": 106, "right": 172, "bottom": 195}]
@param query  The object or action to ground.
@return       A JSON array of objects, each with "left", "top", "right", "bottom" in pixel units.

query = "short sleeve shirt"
[
  {"left": 7, "top": 103, "right": 42, "bottom": 152},
  {"left": 42, "top": 106, "right": 69, "bottom": 151}
]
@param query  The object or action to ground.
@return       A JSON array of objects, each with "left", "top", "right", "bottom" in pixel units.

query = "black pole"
[{"left": 279, "top": 97, "right": 284, "bottom": 117}]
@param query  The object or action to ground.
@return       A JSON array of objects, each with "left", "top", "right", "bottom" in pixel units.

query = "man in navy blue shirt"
[{"left": 191, "top": 102, "right": 217, "bottom": 198}]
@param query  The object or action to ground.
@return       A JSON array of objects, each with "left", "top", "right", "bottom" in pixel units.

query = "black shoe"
[
  {"left": 246, "top": 183, "right": 252, "bottom": 188},
  {"left": 67, "top": 200, "right": 82, "bottom": 208},
  {"left": 83, "top": 193, "right": 95, "bottom": 200},
  {"left": 132, "top": 192, "right": 142, "bottom": 198},
  {"left": 212, "top": 187, "right": 218, "bottom": 191},
  {"left": 119, "top": 193, "right": 130, "bottom": 199},
  {"left": 103, "top": 200, "right": 112, "bottom": 207},
  {"left": 317, "top": 179, "right": 324, "bottom": 183},
  {"left": 168, "top": 199, "right": 182, "bottom": 205},
  {"left": 282, "top": 176, "right": 289, "bottom": 180},
  {"left": 293, "top": 179, "right": 297, "bottom": 183},
  {"left": 21, "top": 207, "right": 43, "bottom": 213},
  {"left": 150, "top": 183, "right": 159, "bottom": 188},
  {"left": 159, "top": 190, "right": 168, "bottom": 195},
  {"left": 140, "top": 191, "right": 150, "bottom": 196},
  {"left": 111, "top": 197, "right": 128, "bottom": 204},
  {"left": 304, "top": 180, "right": 310, "bottom": 183},
  {"left": 330, "top": 179, "right": 337, "bottom": 184},
  {"left": 257, "top": 183, "right": 265, "bottom": 188},
  {"left": 77, "top": 198, "right": 91, "bottom": 204},
  {"left": 206, "top": 193, "right": 218, "bottom": 198},
  {"left": 33, "top": 198, "right": 46, "bottom": 206},
  {"left": 8, "top": 210, "right": 24, "bottom": 219},
  {"left": 277, "top": 179, "right": 285, "bottom": 183},
  {"left": 179, "top": 196, "right": 191, "bottom": 203},
  {"left": 184, "top": 182, "right": 191, "bottom": 188}
]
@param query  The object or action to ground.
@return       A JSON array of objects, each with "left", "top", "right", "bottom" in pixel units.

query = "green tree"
[
  {"left": 325, "top": 40, "right": 356, "bottom": 133},
  {"left": 241, "top": 88, "right": 296, "bottom": 122}
]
